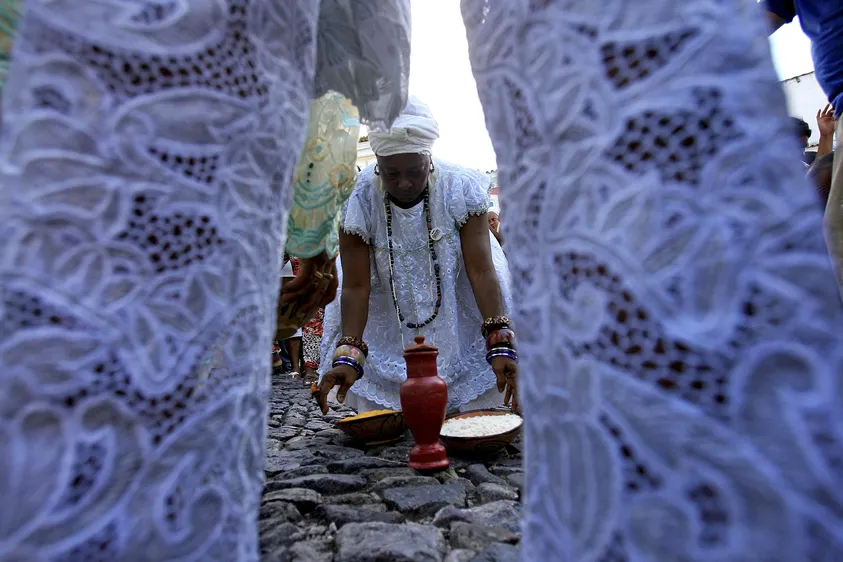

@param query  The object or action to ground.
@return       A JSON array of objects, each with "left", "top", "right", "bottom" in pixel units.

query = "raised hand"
[{"left": 817, "top": 103, "right": 835, "bottom": 138}]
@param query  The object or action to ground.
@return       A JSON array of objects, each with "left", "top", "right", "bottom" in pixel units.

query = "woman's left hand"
[{"left": 491, "top": 356, "right": 519, "bottom": 413}]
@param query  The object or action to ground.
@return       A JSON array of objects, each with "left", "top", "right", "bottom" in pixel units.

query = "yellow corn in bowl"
[{"left": 335, "top": 409, "right": 408, "bottom": 446}]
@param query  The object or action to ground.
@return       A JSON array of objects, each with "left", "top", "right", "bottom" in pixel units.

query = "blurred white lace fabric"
[
  {"left": 4, "top": 0, "right": 843, "bottom": 560},
  {"left": 0, "top": 0, "right": 408, "bottom": 559},
  {"left": 461, "top": 0, "right": 843, "bottom": 560}
]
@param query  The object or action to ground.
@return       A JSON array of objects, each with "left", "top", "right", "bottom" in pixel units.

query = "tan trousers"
[{"left": 825, "top": 117, "right": 843, "bottom": 295}]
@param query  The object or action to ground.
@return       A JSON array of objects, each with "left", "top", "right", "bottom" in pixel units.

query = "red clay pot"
[{"left": 401, "top": 336, "right": 449, "bottom": 471}]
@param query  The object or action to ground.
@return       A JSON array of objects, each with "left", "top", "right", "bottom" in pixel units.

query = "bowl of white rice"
[{"left": 439, "top": 410, "right": 522, "bottom": 457}]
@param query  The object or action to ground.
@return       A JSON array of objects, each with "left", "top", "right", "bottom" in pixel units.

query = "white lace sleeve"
[
  {"left": 462, "top": 0, "right": 843, "bottom": 560},
  {"left": 314, "top": 0, "right": 411, "bottom": 130},
  {"left": 440, "top": 161, "right": 492, "bottom": 227},
  {"left": 0, "top": 1, "right": 319, "bottom": 559},
  {"left": 341, "top": 169, "right": 375, "bottom": 243}
]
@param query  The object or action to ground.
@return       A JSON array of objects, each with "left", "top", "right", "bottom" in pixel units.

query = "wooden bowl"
[
  {"left": 439, "top": 410, "right": 522, "bottom": 458},
  {"left": 335, "top": 410, "right": 408, "bottom": 446}
]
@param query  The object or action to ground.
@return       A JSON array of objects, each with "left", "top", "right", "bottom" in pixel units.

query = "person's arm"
[
  {"left": 817, "top": 136, "right": 834, "bottom": 160},
  {"left": 315, "top": 229, "right": 371, "bottom": 413},
  {"left": 461, "top": 214, "right": 506, "bottom": 319},
  {"left": 338, "top": 230, "right": 371, "bottom": 339},
  {"left": 491, "top": 228, "right": 505, "bottom": 246},
  {"left": 460, "top": 213, "right": 518, "bottom": 411}
]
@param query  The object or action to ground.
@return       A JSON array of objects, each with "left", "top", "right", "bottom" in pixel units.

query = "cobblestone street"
[{"left": 260, "top": 375, "right": 524, "bottom": 562}]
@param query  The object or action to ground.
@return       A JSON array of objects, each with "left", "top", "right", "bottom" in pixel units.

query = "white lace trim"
[{"left": 455, "top": 207, "right": 492, "bottom": 229}]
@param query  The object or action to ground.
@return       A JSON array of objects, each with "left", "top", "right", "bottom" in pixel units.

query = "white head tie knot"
[{"left": 369, "top": 96, "right": 440, "bottom": 157}]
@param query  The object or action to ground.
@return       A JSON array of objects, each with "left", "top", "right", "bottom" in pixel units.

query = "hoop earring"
[{"left": 374, "top": 164, "right": 379, "bottom": 176}]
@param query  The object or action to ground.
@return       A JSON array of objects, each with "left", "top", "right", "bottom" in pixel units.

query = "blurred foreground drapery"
[
  {"left": 0, "top": 1, "right": 409, "bottom": 559},
  {"left": 462, "top": 0, "right": 843, "bottom": 559},
  {"left": 4, "top": 0, "right": 843, "bottom": 559}
]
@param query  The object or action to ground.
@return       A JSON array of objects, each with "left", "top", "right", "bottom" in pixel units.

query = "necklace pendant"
[{"left": 429, "top": 228, "right": 442, "bottom": 242}]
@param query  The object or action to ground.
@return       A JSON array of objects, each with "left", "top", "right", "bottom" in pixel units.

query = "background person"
[
  {"left": 301, "top": 308, "right": 324, "bottom": 384},
  {"left": 792, "top": 117, "right": 814, "bottom": 166},
  {"left": 766, "top": 2, "right": 843, "bottom": 291},
  {"left": 488, "top": 210, "right": 504, "bottom": 246},
  {"left": 316, "top": 98, "right": 518, "bottom": 415}
]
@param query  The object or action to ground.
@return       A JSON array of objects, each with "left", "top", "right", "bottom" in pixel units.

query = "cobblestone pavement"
[{"left": 260, "top": 375, "right": 523, "bottom": 562}]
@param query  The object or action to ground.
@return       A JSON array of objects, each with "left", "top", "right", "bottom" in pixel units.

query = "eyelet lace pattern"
[
  {"left": 0, "top": 1, "right": 410, "bottom": 559},
  {"left": 462, "top": 0, "right": 843, "bottom": 560}
]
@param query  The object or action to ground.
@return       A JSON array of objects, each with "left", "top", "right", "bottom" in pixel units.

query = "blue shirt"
[{"left": 766, "top": 0, "right": 843, "bottom": 114}]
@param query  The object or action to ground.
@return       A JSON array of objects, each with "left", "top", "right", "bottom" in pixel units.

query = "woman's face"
[
  {"left": 377, "top": 152, "right": 431, "bottom": 206},
  {"left": 488, "top": 212, "right": 500, "bottom": 232}
]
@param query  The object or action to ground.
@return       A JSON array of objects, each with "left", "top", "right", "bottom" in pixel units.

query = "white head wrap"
[{"left": 369, "top": 96, "right": 440, "bottom": 157}]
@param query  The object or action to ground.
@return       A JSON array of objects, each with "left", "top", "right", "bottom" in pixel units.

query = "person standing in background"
[
  {"left": 301, "top": 308, "right": 324, "bottom": 384},
  {"left": 792, "top": 117, "right": 814, "bottom": 167},
  {"left": 488, "top": 210, "right": 504, "bottom": 246},
  {"left": 281, "top": 254, "right": 305, "bottom": 379},
  {"left": 765, "top": 1, "right": 843, "bottom": 290},
  {"left": 273, "top": 91, "right": 362, "bottom": 380}
]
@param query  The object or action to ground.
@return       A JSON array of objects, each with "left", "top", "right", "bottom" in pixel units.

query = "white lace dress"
[
  {"left": 320, "top": 160, "right": 513, "bottom": 412},
  {"left": 462, "top": 0, "right": 843, "bottom": 560},
  {"left": 0, "top": 1, "right": 409, "bottom": 560}
]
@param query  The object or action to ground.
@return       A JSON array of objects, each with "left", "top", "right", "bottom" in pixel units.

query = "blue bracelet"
[
  {"left": 333, "top": 356, "right": 364, "bottom": 378},
  {"left": 486, "top": 347, "right": 518, "bottom": 365}
]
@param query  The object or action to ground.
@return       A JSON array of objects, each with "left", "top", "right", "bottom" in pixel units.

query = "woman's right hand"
[{"left": 314, "top": 363, "right": 359, "bottom": 414}]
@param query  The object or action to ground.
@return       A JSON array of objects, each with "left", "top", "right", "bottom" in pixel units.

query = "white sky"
[{"left": 402, "top": 1, "right": 816, "bottom": 172}]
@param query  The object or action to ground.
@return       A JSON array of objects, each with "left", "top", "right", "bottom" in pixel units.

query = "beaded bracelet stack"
[
  {"left": 332, "top": 337, "right": 367, "bottom": 378},
  {"left": 337, "top": 336, "right": 369, "bottom": 357},
  {"left": 483, "top": 316, "right": 518, "bottom": 365}
]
